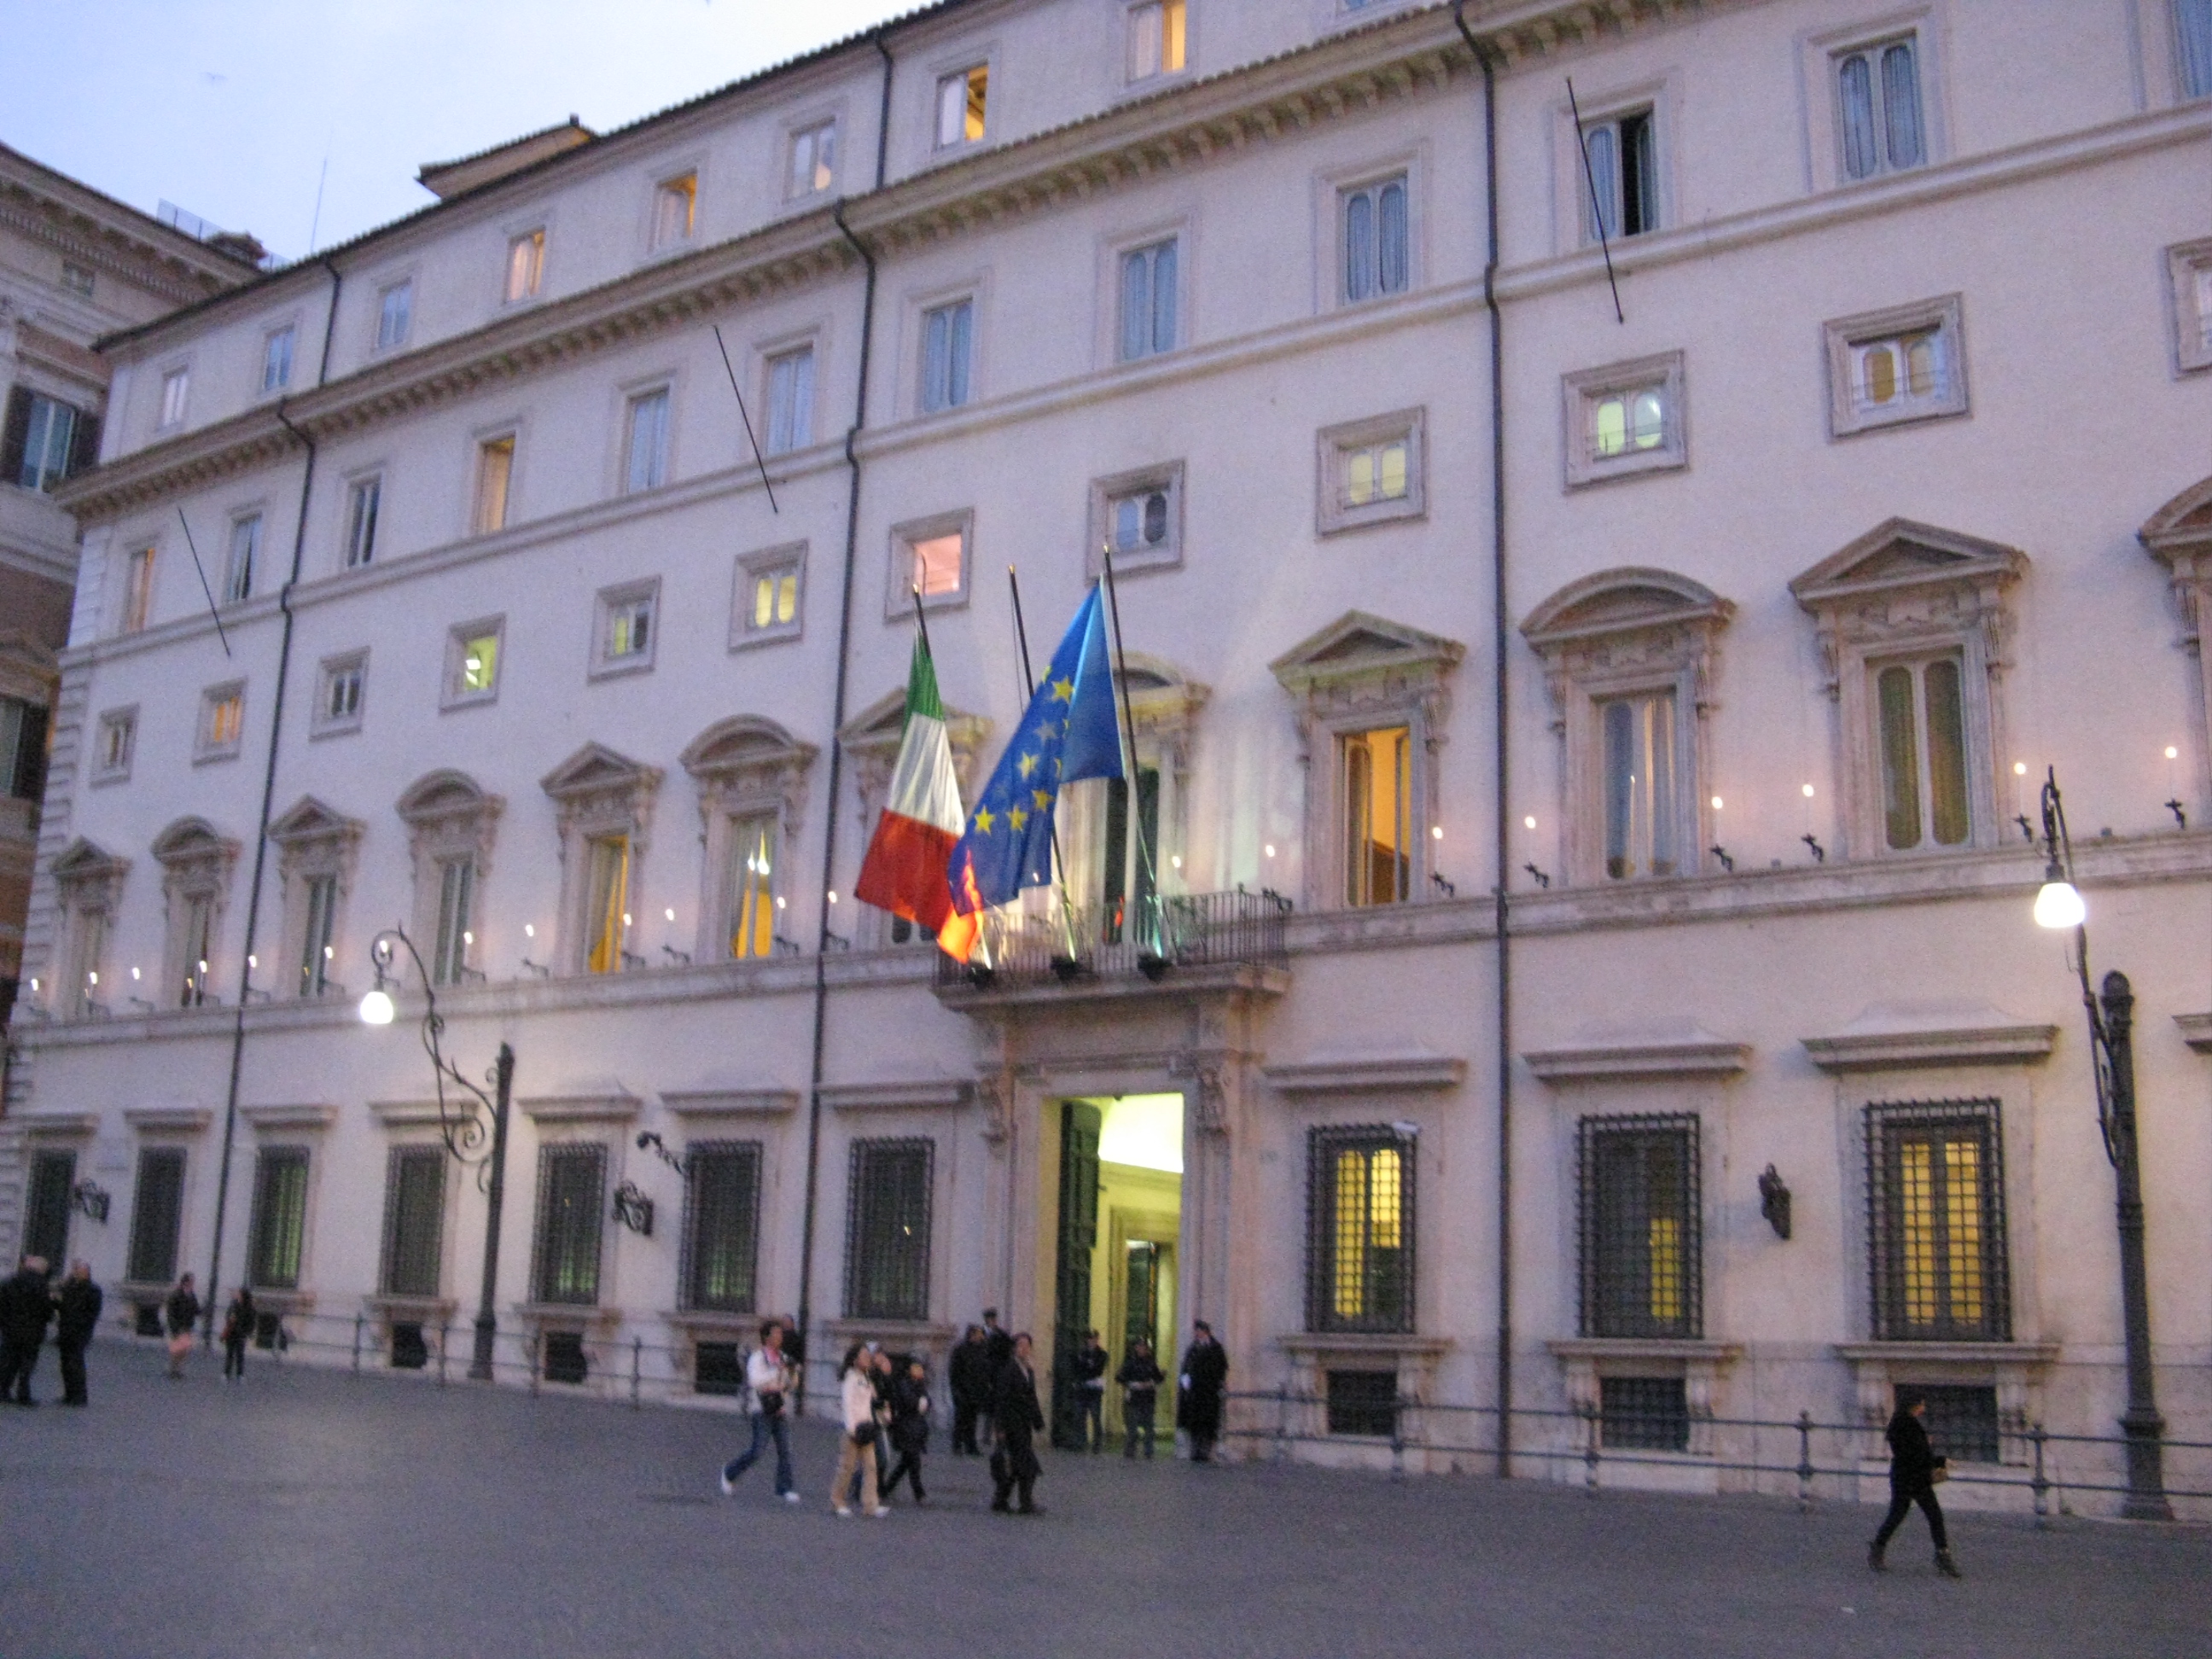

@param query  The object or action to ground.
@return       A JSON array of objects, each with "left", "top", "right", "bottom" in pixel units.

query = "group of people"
[{"left": 0, "top": 1254, "right": 102, "bottom": 1406}]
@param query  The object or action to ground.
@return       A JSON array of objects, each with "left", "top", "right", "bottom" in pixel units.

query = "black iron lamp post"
[
  {"left": 359, "top": 928, "right": 514, "bottom": 1383},
  {"left": 2032, "top": 768, "right": 2172, "bottom": 1520}
]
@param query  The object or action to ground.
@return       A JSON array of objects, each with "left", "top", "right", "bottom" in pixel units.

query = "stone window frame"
[
  {"left": 195, "top": 679, "right": 247, "bottom": 765},
  {"left": 47, "top": 836, "right": 126, "bottom": 1018},
  {"left": 375, "top": 1140, "right": 453, "bottom": 1306},
  {"left": 441, "top": 614, "right": 506, "bottom": 712},
  {"left": 311, "top": 649, "right": 368, "bottom": 739},
  {"left": 589, "top": 576, "right": 661, "bottom": 681},
  {"left": 733, "top": 542, "right": 806, "bottom": 649},
  {"left": 1561, "top": 352, "right": 1688, "bottom": 489},
  {"left": 841, "top": 686, "right": 991, "bottom": 948},
  {"left": 150, "top": 816, "right": 240, "bottom": 1009},
  {"left": 1269, "top": 610, "right": 1463, "bottom": 913},
  {"left": 1305, "top": 1121, "right": 1419, "bottom": 1336},
  {"left": 1521, "top": 568, "right": 1733, "bottom": 887},
  {"left": 395, "top": 769, "right": 504, "bottom": 986},
  {"left": 678, "top": 716, "right": 817, "bottom": 964},
  {"left": 1087, "top": 461, "right": 1186, "bottom": 579},
  {"left": 2166, "top": 237, "right": 2212, "bottom": 376},
  {"left": 842, "top": 1136, "right": 934, "bottom": 1321},
  {"left": 1315, "top": 407, "right": 1427, "bottom": 537},
  {"left": 1822, "top": 293, "right": 1969, "bottom": 439},
  {"left": 1799, "top": 8, "right": 1949, "bottom": 195},
  {"left": 91, "top": 705, "right": 137, "bottom": 784},
  {"left": 1864, "top": 1097, "right": 2013, "bottom": 1344},
  {"left": 267, "top": 795, "right": 364, "bottom": 1003},
  {"left": 1790, "top": 518, "right": 2026, "bottom": 860},
  {"left": 540, "top": 742, "right": 663, "bottom": 976}
]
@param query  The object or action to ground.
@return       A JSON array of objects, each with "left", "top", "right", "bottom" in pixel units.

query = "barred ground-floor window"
[
  {"left": 1306, "top": 1126, "right": 1415, "bottom": 1335},
  {"left": 247, "top": 1147, "right": 309, "bottom": 1290},
  {"left": 380, "top": 1146, "right": 446, "bottom": 1298},
  {"left": 531, "top": 1144, "right": 607, "bottom": 1307},
  {"left": 1578, "top": 1114, "right": 1701, "bottom": 1340},
  {"left": 681, "top": 1142, "right": 762, "bottom": 1313},
  {"left": 127, "top": 1147, "right": 188, "bottom": 1284},
  {"left": 844, "top": 1138, "right": 932, "bottom": 1321},
  {"left": 1866, "top": 1100, "right": 2010, "bottom": 1342}
]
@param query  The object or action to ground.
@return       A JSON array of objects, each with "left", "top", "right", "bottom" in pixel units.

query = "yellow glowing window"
[
  {"left": 1344, "top": 439, "right": 1409, "bottom": 507},
  {"left": 1342, "top": 725, "right": 1411, "bottom": 908},
  {"left": 474, "top": 435, "right": 515, "bottom": 534},
  {"left": 1854, "top": 329, "right": 1941, "bottom": 410},
  {"left": 652, "top": 173, "right": 696, "bottom": 248},
  {"left": 205, "top": 693, "right": 242, "bottom": 749},
  {"left": 1320, "top": 1136, "right": 1412, "bottom": 1331},
  {"left": 457, "top": 634, "right": 498, "bottom": 696},
  {"left": 726, "top": 815, "right": 775, "bottom": 959},
  {"left": 753, "top": 571, "right": 799, "bottom": 630},
  {"left": 936, "top": 65, "right": 988, "bottom": 148},
  {"left": 1592, "top": 386, "right": 1665, "bottom": 457},
  {"left": 911, "top": 532, "right": 963, "bottom": 597},
  {"left": 1129, "top": 0, "right": 1186, "bottom": 79},
  {"left": 1647, "top": 1215, "right": 1683, "bottom": 1324},
  {"left": 1897, "top": 1133, "right": 1986, "bottom": 1330},
  {"left": 584, "top": 835, "right": 629, "bottom": 975}
]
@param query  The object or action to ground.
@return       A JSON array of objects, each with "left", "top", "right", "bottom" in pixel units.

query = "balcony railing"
[{"left": 935, "top": 888, "right": 1291, "bottom": 992}]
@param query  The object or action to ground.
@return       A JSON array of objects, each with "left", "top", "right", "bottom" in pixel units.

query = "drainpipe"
[
  {"left": 201, "top": 257, "right": 341, "bottom": 1342},
  {"left": 794, "top": 33, "right": 894, "bottom": 1408},
  {"left": 1452, "top": 1, "right": 1514, "bottom": 1480}
]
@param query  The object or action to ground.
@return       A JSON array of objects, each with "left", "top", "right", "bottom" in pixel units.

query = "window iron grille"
[
  {"left": 678, "top": 1142, "right": 762, "bottom": 1313},
  {"left": 543, "top": 1330, "right": 589, "bottom": 1385},
  {"left": 24, "top": 1150, "right": 75, "bottom": 1270},
  {"left": 1325, "top": 1369, "right": 1399, "bottom": 1437},
  {"left": 1600, "top": 1375, "right": 1690, "bottom": 1451},
  {"left": 391, "top": 1322, "right": 429, "bottom": 1370},
  {"left": 530, "top": 1143, "right": 607, "bottom": 1307},
  {"left": 379, "top": 1146, "right": 445, "bottom": 1298},
  {"left": 844, "top": 1138, "right": 933, "bottom": 1321},
  {"left": 1866, "top": 1099, "right": 2010, "bottom": 1342},
  {"left": 126, "top": 1147, "right": 187, "bottom": 1284},
  {"left": 245, "top": 1147, "right": 309, "bottom": 1290},
  {"left": 695, "top": 1342, "right": 744, "bottom": 1396},
  {"left": 1578, "top": 1114, "right": 1702, "bottom": 1339},
  {"left": 1306, "top": 1125, "right": 1416, "bottom": 1335},
  {"left": 1909, "top": 1382, "right": 2002, "bottom": 1465}
]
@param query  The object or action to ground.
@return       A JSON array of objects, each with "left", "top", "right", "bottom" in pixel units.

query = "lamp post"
[
  {"left": 2033, "top": 768, "right": 2171, "bottom": 1520},
  {"left": 360, "top": 928, "right": 514, "bottom": 1383}
]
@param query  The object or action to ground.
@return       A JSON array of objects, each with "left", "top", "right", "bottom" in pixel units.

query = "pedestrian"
[
  {"left": 830, "top": 1343, "right": 889, "bottom": 1518},
  {"left": 776, "top": 1314, "right": 805, "bottom": 1385},
  {"left": 1178, "top": 1319, "right": 1228, "bottom": 1463},
  {"left": 990, "top": 1331, "right": 1046, "bottom": 1516},
  {"left": 981, "top": 1307, "right": 1013, "bottom": 1376},
  {"left": 882, "top": 1357, "right": 932, "bottom": 1504},
  {"left": 163, "top": 1273, "right": 200, "bottom": 1382},
  {"left": 1869, "top": 1389, "right": 1962, "bottom": 1577},
  {"left": 53, "top": 1260, "right": 102, "bottom": 1407},
  {"left": 949, "top": 1324, "right": 991, "bottom": 1454},
  {"left": 719, "top": 1319, "right": 800, "bottom": 1504},
  {"left": 845, "top": 1348, "right": 897, "bottom": 1508},
  {"left": 220, "top": 1286, "right": 256, "bottom": 1382},
  {"left": 1117, "top": 1336, "right": 1167, "bottom": 1458},
  {"left": 1075, "top": 1329, "right": 1109, "bottom": 1452},
  {"left": 0, "top": 1254, "right": 54, "bottom": 1405}
]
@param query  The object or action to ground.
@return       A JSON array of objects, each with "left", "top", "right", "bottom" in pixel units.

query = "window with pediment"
[
  {"left": 48, "top": 838, "right": 127, "bottom": 1019},
  {"left": 541, "top": 744, "right": 662, "bottom": 975},
  {"left": 1522, "top": 568, "right": 1733, "bottom": 886},
  {"left": 396, "top": 770, "right": 504, "bottom": 987},
  {"left": 1270, "top": 612, "right": 1463, "bottom": 911},
  {"left": 151, "top": 817, "right": 240, "bottom": 1008},
  {"left": 1790, "top": 520, "right": 2025, "bottom": 859},
  {"left": 841, "top": 685, "right": 990, "bottom": 947},
  {"left": 679, "top": 717, "right": 818, "bottom": 963},
  {"left": 2140, "top": 474, "right": 2212, "bottom": 817},
  {"left": 268, "top": 796, "right": 364, "bottom": 1001},
  {"left": 1056, "top": 654, "right": 1208, "bottom": 947}
]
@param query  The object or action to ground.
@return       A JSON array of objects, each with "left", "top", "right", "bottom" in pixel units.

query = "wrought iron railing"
[{"left": 934, "top": 888, "right": 1292, "bottom": 991}]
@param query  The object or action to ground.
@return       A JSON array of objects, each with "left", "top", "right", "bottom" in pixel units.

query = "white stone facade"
[{"left": 9, "top": 0, "right": 2212, "bottom": 1513}]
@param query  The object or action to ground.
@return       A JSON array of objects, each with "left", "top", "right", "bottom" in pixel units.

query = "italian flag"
[{"left": 853, "top": 636, "right": 980, "bottom": 962}]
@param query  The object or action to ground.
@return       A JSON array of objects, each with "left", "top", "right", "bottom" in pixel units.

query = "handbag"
[
  {"left": 852, "top": 1419, "right": 878, "bottom": 1447},
  {"left": 756, "top": 1389, "right": 784, "bottom": 1420},
  {"left": 1930, "top": 1464, "right": 1950, "bottom": 1485}
]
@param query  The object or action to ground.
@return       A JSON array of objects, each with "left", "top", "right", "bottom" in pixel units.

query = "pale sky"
[{"left": 6, "top": 1, "right": 923, "bottom": 262}]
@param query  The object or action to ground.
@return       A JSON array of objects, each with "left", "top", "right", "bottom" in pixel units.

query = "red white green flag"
[{"left": 853, "top": 635, "right": 978, "bottom": 961}]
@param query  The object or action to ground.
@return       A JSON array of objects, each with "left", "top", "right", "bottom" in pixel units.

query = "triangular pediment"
[
  {"left": 267, "top": 795, "right": 364, "bottom": 847},
  {"left": 1790, "top": 518, "right": 2025, "bottom": 608},
  {"left": 679, "top": 716, "right": 816, "bottom": 779},
  {"left": 838, "top": 686, "right": 987, "bottom": 755},
  {"left": 2141, "top": 474, "right": 2212, "bottom": 562},
  {"left": 1270, "top": 610, "right": 1464, "bottom": 690},
  {"left": 1522, "top": 567, "right": 1732, "bottom": 648},
  {"left": 150, "top": 815, "right": 237, "bottom": 864},
  {"left": 49, "top": 836, "right": 126, "bottom": 881},
  {"left": 540, "top": 741, "right": 659, "bottom": 801},
  {"left": 396, "top": 768, "right": 497, "bottom": 824}
]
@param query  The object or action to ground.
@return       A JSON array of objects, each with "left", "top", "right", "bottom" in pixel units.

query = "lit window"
[
  {"left": 736, "top": 545, "right": 804, "bottom": 646},
  {"left": 583, "top": 834, "right": 630, "bottom": 974},
  {"left": 1824, "top": 296, "right": 1966, "bottom": 436},
  {"left": 376, "top": 282, "right": 412, "bottom": 351},
  {"left": 1874, "top": 655, "right": 1971, "bottom": 851},
  {"left": 1579, "top": 1116, "right": 1700, "bottom": 1339},
  {"left": 223, "top": 515, "right": 260, "bottom": 606},
  {"left": 505, "top": 230, "right": 545, "bottom": 303},
  {"left": 458, "top": 636, "right": 498, "bottom": 695},
  {"left": 121, "top": 546, "right": 156, "bottom": 632},
  {"left": 1563, "top": 352, "right": 1686, "bottom": 486},
  {"left": 344, "top": 474, "right": 381, "bottom": 568},
  {"left": 159, "top": 369, "right": 189, "bottom": 428},
  {"left": 765, "top": 347, "right": 814, "bottom": 455},
  {"left": 474, "top": 434, "right": 515, "bottom": 533},
  {"left": 445, "top": 619, "right": 504, "bottom": 707},
  {"left": 788, "top": 121, "right": 836, "bottom": 198},
  {"left": 1341, "top": 725, "right": 1410, "bottom": 907},
  {"left": 889, "top": 515, "right": 971, "bottom": 613},
  {"left": 623, "top": 388, "right": 670, "bottom": 493},
  {"left": 913, "top": 533, "right": 963, "bottom": 597},
  {"left": 1836, "top": 37, "right": 1924, "bottom": 180},
  {"left": 1318, "top": 410, "right": 1426, "bottom": 533},
  {"left": 1118, "top": 239, "right": 1179, "bottom": 362},
  {"left": 725, "top": 813, "right": 776, "bottom": 958},
  {"left": 1307, "top": 1127, "right": 1414, "bottom": 1334},
  {"left": 1581, "top": 110, "right": 1656, "bottom": 241},
  {"left": 1869, "top": 1102, "right": 2008, "bottom": 1342},
  {"left": 1593, "top": 387, "right": 1664, "bottom": 457},
  {"left": 94, "top": 707, "right": 137, "bottom": 782},
  {"left": 920, "top": 300, "right": 973, "bottom": 413},
  {"left": 1344, "top": 439, "right": 1407, "bottom": 507},
  {"left": 1127, "top": 0, "right": 1186, "bottom": 81},
  {"left": 1853, "top": 329, "right": 1943, "bottom": 414},
  {"left": 262, "top": 326, "right": 295, "bottom": 393},
  {"left": 593, "top": 580, "right": 659, "bottom": 676},
  {"left": 608, "top": 597, "right": 651, "bottom": 659},
  {"left": 199, "top": 684, "right": 246, "bottom": 760},
  {"left": 935, "top": 65, "right": 988, "bottom": 149},
  {"left": 247, "top": 1147, "right": 310, "bottom": 1289},
  {"left": 651, "top": 173, "right": 696, "bottom": 249},
  {"left": 1343, "top": 176, "right": 1409, "bottom": 303},
  {"left": 1601, "top": 691, "right": 1677, "bottom": 879}
]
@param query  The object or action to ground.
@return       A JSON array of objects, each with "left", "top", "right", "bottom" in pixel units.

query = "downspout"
[
  {"left": 795, "top": 33, "right": 894, "bottom": 1406},
  {"left": 1452, "top": 1, "right": 1514, "bottom": 1480},
  {"left": 201, "top": 257, "right": 341, "bottom": 1340}
]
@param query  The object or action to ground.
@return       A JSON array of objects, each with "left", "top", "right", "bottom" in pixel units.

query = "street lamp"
[
  {"left": 2032, "top": 768, "right": 2171, "bottom": 1519},
  {"left": 359, "top": 928, "right": 515, "bottom": 1384}
]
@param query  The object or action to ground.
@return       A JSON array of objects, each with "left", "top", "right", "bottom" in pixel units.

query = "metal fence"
[{"left": 935, "top": 888, "right": 1291, "bottom": 991}]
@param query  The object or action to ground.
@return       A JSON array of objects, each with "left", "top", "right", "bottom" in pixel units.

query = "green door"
[{"left": 1051, "top": 1101, "right": 1102, "bottom": 1448}]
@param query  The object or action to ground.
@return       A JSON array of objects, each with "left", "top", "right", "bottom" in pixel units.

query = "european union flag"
[{"left": 949, "top": 584, "right": 1124, "bottom": 912}]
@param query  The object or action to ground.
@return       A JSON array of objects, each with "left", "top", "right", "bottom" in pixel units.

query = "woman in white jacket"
[{"left": 831, "top": 1343, "right": 890, "bottom": 1517}]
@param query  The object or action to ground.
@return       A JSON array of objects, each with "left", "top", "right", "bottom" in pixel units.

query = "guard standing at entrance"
[{"left": 1178, "top": 1320, "right": 1228, "bottom": 1463}]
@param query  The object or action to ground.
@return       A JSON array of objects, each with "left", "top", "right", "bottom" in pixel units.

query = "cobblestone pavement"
[{"left": 0, "top": 1342, "right": 2205, "bottom": 1659}]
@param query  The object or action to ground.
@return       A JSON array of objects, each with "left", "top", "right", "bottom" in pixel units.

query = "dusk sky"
[{"left": 8, "top": 1, "right": 920, "bottom": 261}]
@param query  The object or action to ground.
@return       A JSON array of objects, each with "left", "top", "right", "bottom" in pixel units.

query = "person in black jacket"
[
  {"left": 1869, "top": 1390, "right": 1961, "bottom": 1577},
  {"left": 53, "top": 1261, "right": 102, "bottom": 1406},
  {"left": 1074, "top": 1330, "right": 1110, "bottom": 1452},
  {"left": 0, "top": 1254, "right": 54, "bottom": 1405},
  {"left": 881, "top": 1357, "right": 933, "bottom": 1505},
  {"left": 220, "top": 1287, "right": 257, "bottom": 1382},
  {"left": 1177, "top": 1320, "right": 1228, "bottom": 1463},
  {"left": 949, "top": 1324, "right": 990, "bottom": 1454},
  {"left": 1117, "top": 1337, "right": 1167, "bottom": 1458},
  {"left": 163, "top": 1274, "right": 201, "bottom": 1381},
  {"left": 990, "top": 1332, "right": 1046, "bottom": 1515}
]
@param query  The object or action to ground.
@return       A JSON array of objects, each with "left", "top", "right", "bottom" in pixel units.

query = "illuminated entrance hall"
[{"left": 1049, "top": 1094, "right": 1184, "bottom": 1449}]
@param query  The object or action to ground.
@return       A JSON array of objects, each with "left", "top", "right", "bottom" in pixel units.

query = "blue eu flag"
[{"left": 949, "top": 584, "right": 1124, "bottom": 913}]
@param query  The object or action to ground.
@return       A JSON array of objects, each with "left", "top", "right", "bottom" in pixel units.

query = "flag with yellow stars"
[{"left": 948, "top": 583, "right": 1124, "bottom": 919}]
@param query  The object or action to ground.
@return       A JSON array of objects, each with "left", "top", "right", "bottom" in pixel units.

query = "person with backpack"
[
  {"left": 830, "top": 1343, "right": 889, "bottom": 1517},
  {"left": 719, "top": 1320, "right": 800, "bottom": 1503}
]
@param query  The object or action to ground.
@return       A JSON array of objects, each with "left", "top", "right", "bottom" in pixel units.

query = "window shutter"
[
  {"left": 1838, "top": 55, "right": 1879, "bottom": 178},
  {"left": 67, "top": 408, "right": 101, "bottom": 478},
  {"left": 1584, "top": 125, "right": 1618, "bottom": 241},
  {"left": 1151, "top": 242, "right": 1178, "bottom": 353},
  {"left": 0, "top": 386, "right": 32, "bottom": 486},
  {"left": 1121, "top": 251, "right": 1150, "bottom": 362},
  {"left": 1345, "top": 192, "right": 1375, "bottom": 301},
  {"left": 1378, "top": 181, "right": 1408, "bottom": 294}
]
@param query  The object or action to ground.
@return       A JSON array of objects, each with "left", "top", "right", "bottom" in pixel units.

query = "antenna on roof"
[
  {"left": 712, "top": 323, "right": 779, "bottom": 514},
  {"left": 176, "top": 508, "right": 233, "bottom": 658},
  {"left": 1565, "top": 77, "right": 1627, "bottom": 326}
]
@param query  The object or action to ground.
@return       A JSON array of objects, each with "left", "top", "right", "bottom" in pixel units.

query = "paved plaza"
[{"left": 0, "top": 1342, "right": 2206, "bottom": 1659}]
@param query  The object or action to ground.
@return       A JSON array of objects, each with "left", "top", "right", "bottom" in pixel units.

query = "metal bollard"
[
  {"left": 529, "top": 1330, "right": 542, "bottom": 1396},
  {"left": 1796, "top": 1411, "right": 1815, "bottom": 1513},
  {"left": 437, "top": 1322, "right": 449, "bottom": 1388},
  {"left": 352, "top": 1314, "right": 364, "bottom": 1374},
  {"left": 631, "top": 1336, "right": 643, "bottom": 1409},
  {"left": 1583, "top": 1401, "right": 1601, "bottom": 1496},
  {"left": 1389, "top": 1395, "right": 1406, "bottom": 1483},
  {"left": 2030, "top": 1423, "right": 2051, "bottom": 1529},
  {"left": 1274, "top": 1383, "right": 1290, "bottom": 1463}
]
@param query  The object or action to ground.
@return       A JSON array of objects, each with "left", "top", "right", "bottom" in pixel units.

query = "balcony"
[{"left": 934, "top": 888, "right": 1290, "bottom": 1005}]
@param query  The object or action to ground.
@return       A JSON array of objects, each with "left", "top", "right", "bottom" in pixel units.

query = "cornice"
[
  {"left": 0, "top": 187, "right": 236, "bottom": 307},
  {"left": 1264, "top": 1052, "right": 1466, "bottom": 1094},
  {"left": 1524, "top": 1027, "right": 1750, "bottom": 1083}
]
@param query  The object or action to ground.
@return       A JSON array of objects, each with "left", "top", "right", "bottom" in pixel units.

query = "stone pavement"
[{"left": 0, "top": 1341, "right": 2205, "bottom": 1659}]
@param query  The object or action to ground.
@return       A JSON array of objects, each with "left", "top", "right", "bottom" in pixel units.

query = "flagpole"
[
  {"left": 1005, "top": 566, "right": 1083, "bottom": 961},
  {"left": 1097, "top": 544, "right": 1158, "bottom": 951}
]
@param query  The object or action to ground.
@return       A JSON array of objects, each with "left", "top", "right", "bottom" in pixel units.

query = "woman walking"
[
  {"left": 881, "top": 1357, "right": 932, "bottom": 1505},
  {"left": 1869, "top": 1389, "right": 1962, "bottom": 1577},
  {"left": 220, "top": 1287, "right": 256, "bottom": 1382},
  {"left": 163, "top": 1274, "right": 200, "bottom": 1382},
  {"left": 990, "top": 1332, "right": 1046, "bottom": 1515},
  {"left": 831, "top": 1344, "right": 889, "bottom": 1518}
]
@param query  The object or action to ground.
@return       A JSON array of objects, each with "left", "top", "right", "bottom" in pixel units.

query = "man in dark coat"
[
  {"left": 949, "top": 1324, "right": 991, "bottom": 1454},
  {"left": 981, "top": 1308, "right": 1013, "bottom": 1375},
  {"left": 0, "top": 1254, "right": 55, "bottom": 1406},
  {"left": 1074, "top": 1330, "right": 1110, "bottom": 1452},
  {"left": 1177, "top": 1320, "right": 1228, "bottom": 1463},
  {"left": 1869, "top": 1389, "right": 1961, "bottom": 1577},
  {"left": 989, "top": 1332, "right": 1046, "bottom": 1515},
  {"left": 53, "top": 1260, "right": 102, "bottom": 1406}
]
